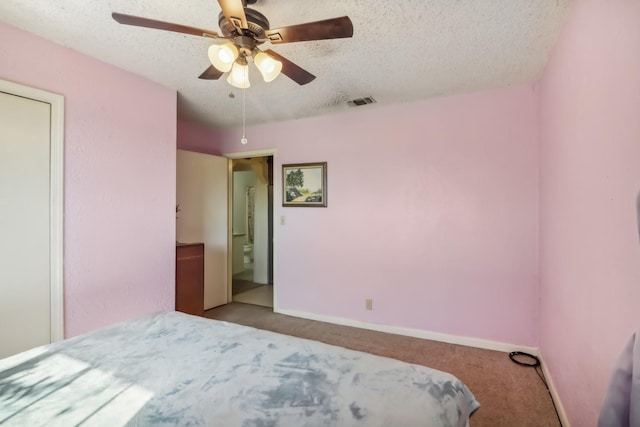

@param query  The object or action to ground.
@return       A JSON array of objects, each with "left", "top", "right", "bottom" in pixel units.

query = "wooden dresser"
[{"left": 175, "top": 243, "right": 204, "bottom": 316}]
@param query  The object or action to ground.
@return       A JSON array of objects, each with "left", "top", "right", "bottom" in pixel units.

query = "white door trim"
[
  {"left": 0, "top": 79, "right": 64, "bottom": 342},
  {"left": 224, "top": 148, "right": 278, "bottom": 309}
]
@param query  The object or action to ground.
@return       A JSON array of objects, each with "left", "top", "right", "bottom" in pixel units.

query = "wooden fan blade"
[
  {"left": 265, "top": 16, "right": 353, "bottom": 44},
  {"left": 265, "top": 49, "right": 316, "bottom": 85},
  {"left": 198, "top": 65, "right": 224, "bottom": 80},
  {"left": 112, "top": 12, "right": 221, "bottom": 39},
  {"left": 217, "top": 0, "right": 248, "bottom": 29}
]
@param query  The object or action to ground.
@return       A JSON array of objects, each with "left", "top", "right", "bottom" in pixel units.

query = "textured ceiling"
[{"left": 0, "top": 0, "right": 570, "bottom": 129}]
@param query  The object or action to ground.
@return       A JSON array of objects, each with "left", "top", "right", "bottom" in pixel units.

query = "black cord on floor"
[{"left": 509, "top": 352, "right": 563, "bottom": 427}]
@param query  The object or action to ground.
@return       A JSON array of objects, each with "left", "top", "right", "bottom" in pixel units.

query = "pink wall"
[
  {"left": 0, "top": 22, "right": 177, "bottom": 337},
  {"left": 539, "top": 1, "right": 640, "bottom": 425},
  {"left": 183, "top": 85, "right": 541, "bottom": 346},
  {"left": 177, "top": 119, "right": 224, "bottom": 155}
]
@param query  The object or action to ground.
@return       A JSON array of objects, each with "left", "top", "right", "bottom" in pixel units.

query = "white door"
[
  {"left": 0, "top": 91, "right": 51, "bottom": 358},
  {"left": 176, "top": 150, "right": 228, "bottom": 310}
]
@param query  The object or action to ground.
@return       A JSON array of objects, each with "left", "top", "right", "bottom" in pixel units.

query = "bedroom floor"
[{"left": 205, "top": 302, "right": 560, "bottom": 427}]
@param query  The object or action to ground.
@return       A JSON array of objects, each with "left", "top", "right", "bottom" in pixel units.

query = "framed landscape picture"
[{"left": 282, "top": 162, "right": 327, "bottom": 207}]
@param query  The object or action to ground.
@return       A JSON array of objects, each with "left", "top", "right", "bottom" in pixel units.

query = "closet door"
[{"left": 0, "top": 91, "right": 51, "bottom": 358}]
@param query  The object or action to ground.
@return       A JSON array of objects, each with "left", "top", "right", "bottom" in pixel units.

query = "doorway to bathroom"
[{"left": 230, "top": 154, "right": 274, "bottom": 308}]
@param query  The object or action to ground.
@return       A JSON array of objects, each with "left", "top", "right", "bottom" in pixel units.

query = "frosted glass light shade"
[
  {"left": 254, "top": 51, "right": 282, "bottom": 82},
  {"left": 227, "top": 62, "right": 250, "bottom": 88},
  {"left": 208, "top": 43, "right": 238, "bottom": 72}
]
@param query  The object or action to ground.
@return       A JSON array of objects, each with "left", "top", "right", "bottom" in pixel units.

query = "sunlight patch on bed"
[
  {"left": 0, "top": 346, "right": 48, "bottom": 371},
  {"left": 0, "top": 353, "right": 153, "bottom": 426}
]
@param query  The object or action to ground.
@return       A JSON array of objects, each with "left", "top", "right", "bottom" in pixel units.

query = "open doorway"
[{"left": 230, "top": 155, "right": 274, "bottom": 308}]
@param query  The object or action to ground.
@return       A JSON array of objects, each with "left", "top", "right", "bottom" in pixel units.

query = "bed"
[{"left": 0, "top": 311, "right": 479, "bottom": 426}]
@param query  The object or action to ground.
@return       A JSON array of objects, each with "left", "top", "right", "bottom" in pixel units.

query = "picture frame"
[{"left": 282, "top": 162, "right": 327, "bottom": 207}]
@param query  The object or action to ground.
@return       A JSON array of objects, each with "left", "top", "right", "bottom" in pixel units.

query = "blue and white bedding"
[{"left": 0, "top": 311, "right": 479, "bottom": 426}]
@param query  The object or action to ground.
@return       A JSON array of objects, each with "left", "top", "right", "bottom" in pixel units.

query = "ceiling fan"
[{"left": 112, "top": 0, "right": 354, "bottom": 88}]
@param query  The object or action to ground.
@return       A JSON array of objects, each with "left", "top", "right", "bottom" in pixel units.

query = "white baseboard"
[
  {"left": 539, "top": 352, "right": 571, "bottom": 427},
  {"left": 274, "top": 308, "right": 539, "bottom": 355}
]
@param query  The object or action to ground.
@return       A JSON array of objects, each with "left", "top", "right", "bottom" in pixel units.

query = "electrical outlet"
[{"left": 365, "top": 299, "right": 373, "bottom": 311}]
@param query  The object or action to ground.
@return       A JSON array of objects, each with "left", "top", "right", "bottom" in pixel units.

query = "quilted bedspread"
[{"left": 0, "top": 311, "right": 479, "bottom": 426}]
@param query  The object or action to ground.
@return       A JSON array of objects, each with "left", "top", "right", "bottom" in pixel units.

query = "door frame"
[
  {"left": 224, "top": 148, "right": 277, "bottom": 309},
  {"left": 0, "top": 79, "right": 64, "bottom": 342}
]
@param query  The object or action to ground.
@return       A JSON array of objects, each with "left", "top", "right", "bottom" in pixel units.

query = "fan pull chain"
[{"left": 240, "top": 65, "right": 248, "bottom": 145}]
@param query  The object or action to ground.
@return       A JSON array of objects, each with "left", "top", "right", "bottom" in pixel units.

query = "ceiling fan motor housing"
[
  {"left": 218, "top": 8, "right": 270, "bottom": 40},
  {"left": 234, "top": 35, "right": 256, "bottom": 57}
]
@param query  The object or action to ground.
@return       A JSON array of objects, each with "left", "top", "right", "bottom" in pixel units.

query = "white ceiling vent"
[{"left": 347, "top": 97, "right": 377, "bottom": 107}]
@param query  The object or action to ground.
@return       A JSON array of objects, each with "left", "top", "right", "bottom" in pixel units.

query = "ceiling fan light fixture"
[
  {"left": 208, "top": 43, "right": 238, "bottom": 72},
  {"left": 227, "top": 61, "right": 251, "bottom": 89},
  {"left": 254, "top": 51, "right": 282, "bottom": 82}
]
